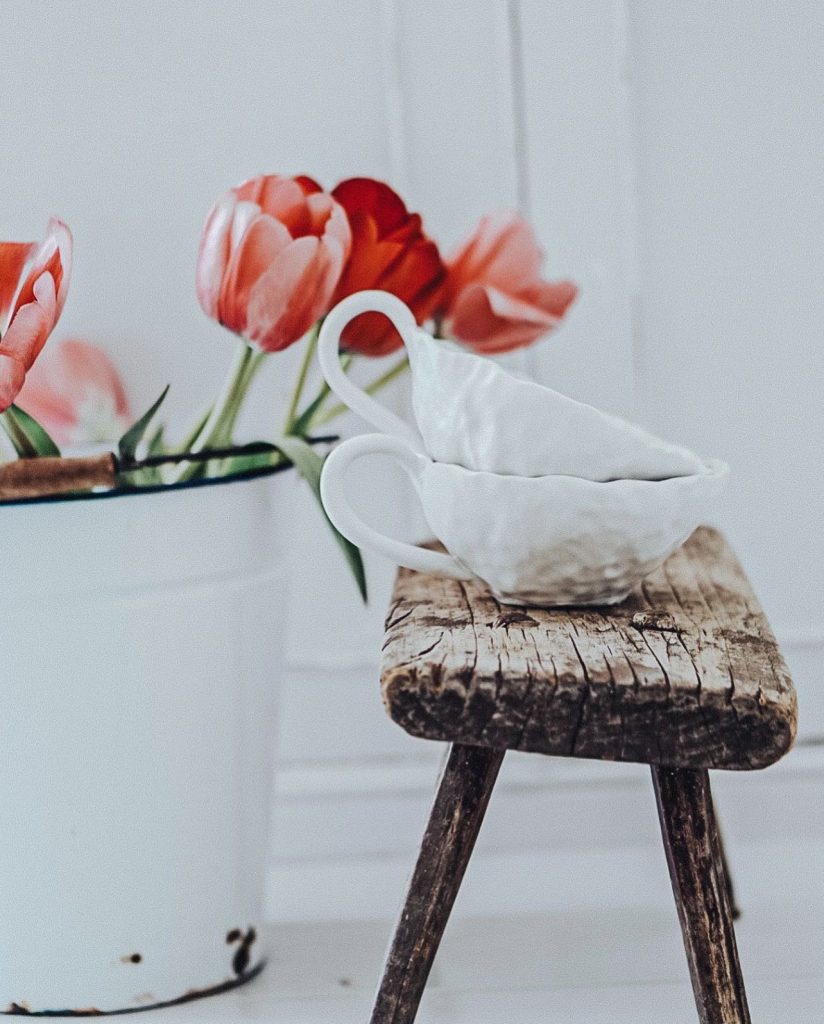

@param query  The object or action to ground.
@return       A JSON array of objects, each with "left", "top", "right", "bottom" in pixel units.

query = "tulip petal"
[
  {"left": 236, "top": 175, "right": 302, "bottom": 217},
  {"left": 293, "top": 175, "right": 323, "bottom": 196},
  {"left": 0, "top": 241, "right": 36, "bottom": 327},
  {"left": 1, "top": 274, "right": 56, "bottom": 367},
  {"left": 522, "top": 278, "right": 579, "bottom": 318},
  {"left": 0, "top": 352, "right": 26, "bottom": 413},
  {"left": 230, "top": 201, "right": 262, "bottom": 251},
  {"left": 12, "top": 238, "right": 55, "bottom": 313},
  {"left": 340, "top": 312, "right": 407, "bottom": 357},
  {"left": 333, "top": 178, "right": 410, "bottom": 235},
  {"left": 12, "top": 219, "right": 71, "bottom": 324},
  {"left": 378, "top": 237, "right": 445, "bottom": 313},
  {"left": 447, "top": 212, "right": 543, "bottom": 303},
  {"left": 323, "top": 200, "right": 352, "bottom": 261},
  {"left": 236, "top": 176, "right": 329, "bottom": 236},
  {"left": 247, "top": 236, "right": 341, "bottom": 352},
  {"left": 17, "top": 338, "right": 131, "bottom": 445},
  {"left": 218, "top": 214, "right": 292, "bottom": 334},
  {"left": 196, "top": 197, "right": 236, "bottom": 317},
  {"left": 16, "top": 381, "right": 75, "bottom": 440},
  {"left": 483, "top": 283, "right": 562, "bottom": 327},
  {"left": 448, "top": 282, "right": 558, "bottom": 354},
  {"left": 333, "top": 214, "right": 386, "bottom": 298},
  {"left": 0, "top": 295, "right": 53, "bottom": 414},
  {"left": 46, "top": 217, "right": 73, "bottom": 320}
]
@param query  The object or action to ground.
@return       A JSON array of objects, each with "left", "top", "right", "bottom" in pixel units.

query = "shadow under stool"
[{"left": 371, "top": 528, "right": 797, "bottom": 1024}]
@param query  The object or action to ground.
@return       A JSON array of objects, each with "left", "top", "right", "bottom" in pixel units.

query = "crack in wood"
[{"left": 410, "top": 632, "right": 445, "bottom": 661}]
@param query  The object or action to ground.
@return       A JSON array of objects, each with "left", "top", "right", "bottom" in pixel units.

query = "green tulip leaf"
[
  {"left": 1, "top": 404, "right": 61, "bottom": 458},
  {"left": 275, "top": 434, "right": 368, "bottom": 602},
  {"left": 118, "top": 385, "right": 170, "bottom": 463},
  {"left": 179, "top": 405, "right": 212, "bottom": 453},
  {"left": 146, "top": 423, "right": 167, "bottom": 456}
]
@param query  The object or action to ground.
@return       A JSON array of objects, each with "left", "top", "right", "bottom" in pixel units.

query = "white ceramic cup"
[
  {"left": 318, "top": 290, "right": 706, "bottom": 481},
  {"left": 320, "top": 432, "right": 729, "bottom": 606}
]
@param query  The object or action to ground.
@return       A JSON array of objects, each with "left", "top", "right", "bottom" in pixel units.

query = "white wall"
[
  {"left": 2, "top": 0, "right": 821, "bottom": 921},
  {"left": 628, "top": 1, "right": 824, "bottom": 729}
]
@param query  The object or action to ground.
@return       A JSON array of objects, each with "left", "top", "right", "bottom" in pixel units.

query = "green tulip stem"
[
  {"left": 169, "top": 339, "right": 256, "bottom": 483},
  {"left": 283, "top": 322, "right": 321, "bottom": 434},
  {"left": 196, "top": 341, "right": 255, "bottom": 449},
  {"left": 312, "top": 353, "right": 410, "bottom": 428},
  {"left": 222, "top": 348, "right": 266, "bottom": 434}
]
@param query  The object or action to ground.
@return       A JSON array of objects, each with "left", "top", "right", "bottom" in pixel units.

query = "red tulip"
[
  {"left": 0, "top": 218, "right": 73, "bottom": 412},
  {"left": 444, "top": 212, "right": 577, "bottom": 354},
  {"left": 331, "top": 178, "right": 446, "bottom": 356},
  {"left": 197, "top": 174, "right": 351, "bottom": 352},
  {"left": 17, "top": 339, "right": 131, "bottom": 446}
]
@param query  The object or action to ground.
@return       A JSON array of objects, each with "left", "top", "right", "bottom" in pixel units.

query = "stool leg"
[
  {"left": 713, "top": 818, "right": 742, "bottom": 920},
  {"left": 652, "top": 766, "right": 751, "bottom": 1024},
  {"left": 370, "top": 743, "right": 505, "bottom": 1024}
]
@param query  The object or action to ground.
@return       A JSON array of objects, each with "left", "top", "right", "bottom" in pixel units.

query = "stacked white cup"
[{"left": 319, "top": 291, "right": 728, "bottom": 607}]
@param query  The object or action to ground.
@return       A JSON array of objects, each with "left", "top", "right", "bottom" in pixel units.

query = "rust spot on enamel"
[{"left": 227, "top": 926, "right": 257, "bottom": 977}]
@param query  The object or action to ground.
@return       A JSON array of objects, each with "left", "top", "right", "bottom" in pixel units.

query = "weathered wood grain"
[
  {"left": 370, "top": 744, "right": 504, "bottom": 1024},
  {"left": 381, "top": 528, "right": 796, "bottom": 770},
  {"left": 653, "top": 767, "right": 751, "bottom": 1023}
]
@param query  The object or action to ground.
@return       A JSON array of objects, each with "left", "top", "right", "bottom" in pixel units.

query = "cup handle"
[
  {"left": 318, "top": 291, "right": 423, "bottom": 449},
  {"left": 320, "top": 433, "right": 473, "bottom": 580}
]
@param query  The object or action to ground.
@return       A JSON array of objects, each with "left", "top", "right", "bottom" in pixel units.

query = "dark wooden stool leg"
[
  {"left": 370, "top": 743, "right": 505, "bottom": 1024},
  {"left": 652, "top": 767, "right": 751, "bottom": 1024},
  {"left": 713, "top": 819, "right": 742, "bottom": 920}
]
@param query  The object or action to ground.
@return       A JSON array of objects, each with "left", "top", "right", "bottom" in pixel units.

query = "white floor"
[
  {"left": 8, "top": 733, "right": 817, "bottom": 1020},
  {"left": 152, "top": 744, "right": 824, "bottom": 1022},
  {"left": 154, "top": 899, "right": 823, "bottom": 1023}
]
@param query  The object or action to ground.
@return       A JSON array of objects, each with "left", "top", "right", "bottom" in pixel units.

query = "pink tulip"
[
  {"left": 17, "top": 339, "right": 131, "bottom": 446},
  {"left": 443, "top": 212, "right": 577, "bottom": 354},
  {"left": 0, "top": 218, "right": 73, "bottom": 411},
  {"left": 197, "top": 175, "right": 351, "bottom": 352}
]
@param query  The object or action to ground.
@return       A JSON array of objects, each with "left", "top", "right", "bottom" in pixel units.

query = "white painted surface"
[
  {"left": 626, "top": 1, "right": 824, "bottom": 679},
  {"left": 1, "top": 0, "right": 821, "bottom": 925},
  {"left": 267, "top": 739, "right": 824, "bottom": 921},
  {"left": 117, "top": 832, "right": 824, "bottom": 1019},
  {"left": 517, "top": 0, "right": 640, "bottom": 417}
]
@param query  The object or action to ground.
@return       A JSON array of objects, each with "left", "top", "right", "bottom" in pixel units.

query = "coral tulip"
[
  {"left": 197, "top": 174, "right": 351, "bottom": 353},
  {"left": 0, "top": 218, "right": 73, "bottom": 411},
  {"left": 331, "top": 178, "right": 446, "bottom": 356},
  {"left": 444, "top": 211, "right": 577, "bottom": 354},
  {"left": 17, "top": 339, "right": 131, "bottom": 446}
]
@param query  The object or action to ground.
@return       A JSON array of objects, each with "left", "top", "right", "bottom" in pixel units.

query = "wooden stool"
[{"left": 372, "top": 528, "right": 796, "bottom": 1024}]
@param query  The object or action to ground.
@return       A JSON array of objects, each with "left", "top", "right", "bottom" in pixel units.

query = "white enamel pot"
[
  {"left": 320, "top": 434, "right": 729, "bottom": 606},
  {"left": 0, "top": 469, "right": 288, "bottom": 1014}
]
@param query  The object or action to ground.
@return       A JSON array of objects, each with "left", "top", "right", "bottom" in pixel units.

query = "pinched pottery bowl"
[
  {"left": 319, "top": 290, "right": 706, "bottom": 481},
  {"left": 320, "top": 433, "right": 729, "bottom": 607}
]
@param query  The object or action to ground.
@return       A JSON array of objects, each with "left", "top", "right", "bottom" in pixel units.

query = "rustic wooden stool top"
[
  {"left": 381, "top": 526, "right": 796, "bottom": 771},
  {"left": 371, "top": 528, "right": 797, "bottom": 1024}
]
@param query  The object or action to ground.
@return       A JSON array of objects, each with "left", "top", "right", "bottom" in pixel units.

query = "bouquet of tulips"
[{"left": 0, "top": 176, "right": 577, "bottom": 598}]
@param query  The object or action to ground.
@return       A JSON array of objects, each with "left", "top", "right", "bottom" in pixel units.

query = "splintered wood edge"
[{"left": 380, "top": 528, "right": 797, "bottom": 771}]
